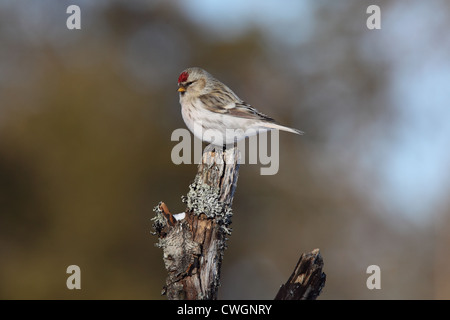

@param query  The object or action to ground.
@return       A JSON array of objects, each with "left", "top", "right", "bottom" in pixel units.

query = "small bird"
[{"left": 177, "top": 67, "right": 303, "bottom": 146}]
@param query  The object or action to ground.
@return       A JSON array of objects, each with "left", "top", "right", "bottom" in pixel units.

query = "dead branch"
[
  {"left": 274, "top": 249, "right": 326, "bottom": 300},
  {"left": 152, "top": 145, "right": 239, "bottom": 300}
]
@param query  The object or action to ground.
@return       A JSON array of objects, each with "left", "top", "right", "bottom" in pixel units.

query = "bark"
[
  {"left": 274, "top": 249, "right": 326, "bottom": 300},
  {"left": 152, "top": 144, "right": 239, "bottom": 300}
]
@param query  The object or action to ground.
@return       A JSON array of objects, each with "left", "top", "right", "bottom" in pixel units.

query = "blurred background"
[{"left": 1, "top": 0, "right": 449, "bottom": 299}]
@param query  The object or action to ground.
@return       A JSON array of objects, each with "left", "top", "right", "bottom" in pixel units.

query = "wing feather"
[
  {"left": 199, "top": 93, "right": 275, "bottom": 122},
  {"left": 228, "top": 102, "right": 275, "bottom": 122}
]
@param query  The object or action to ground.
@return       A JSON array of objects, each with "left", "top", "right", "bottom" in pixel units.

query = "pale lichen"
[
  {"left": 151, "top": 203, "right": 166, "bottom": 237},
  {"left": 182, "top": 176, "right": 233, "bottom": 233}
]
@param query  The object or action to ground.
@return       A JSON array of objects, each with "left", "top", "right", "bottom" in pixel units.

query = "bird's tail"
[{"left": 264, "top": 122, "right": 304, "bottom": 135}]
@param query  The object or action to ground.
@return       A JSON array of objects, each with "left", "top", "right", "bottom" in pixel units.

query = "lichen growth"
[
  {"left": 151, "top": 202, "right": 167, "bottom": 241},
  {"left": 152, "top": 203, "right": 165, "bottom": 223},
  {"left": 182, "top": 176, "right": 233, "bottom": 233}
]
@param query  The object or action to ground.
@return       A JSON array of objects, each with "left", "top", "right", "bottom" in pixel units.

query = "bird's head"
[{"left": 177, "top": 67, "right": 210, "bottom": 98}]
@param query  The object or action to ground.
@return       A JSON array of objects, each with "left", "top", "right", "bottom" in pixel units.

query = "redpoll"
[{"left": 177, "top": 67, "right": 303, "bottom": 146}]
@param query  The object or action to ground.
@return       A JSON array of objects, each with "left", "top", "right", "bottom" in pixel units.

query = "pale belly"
[{"left": 181, "top": 102, "right": 267, "bottom": 145}]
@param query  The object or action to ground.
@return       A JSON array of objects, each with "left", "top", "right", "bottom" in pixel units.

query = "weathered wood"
[
  {"left": 152, "top": 145, "right": 240, "bottom": 300},
  {"left": 274, "top": 248, "right": 326, "bottom": 300}
]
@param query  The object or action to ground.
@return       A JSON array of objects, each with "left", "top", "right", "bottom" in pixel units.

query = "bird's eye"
[{"left": 185, "top": 81, "right": 194, "bottom": 87}]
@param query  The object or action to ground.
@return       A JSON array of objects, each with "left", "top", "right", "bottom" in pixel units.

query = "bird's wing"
[
  {"left": 199, "top": 93, "right": 275, "bottom": 122},
  {"left": 228, "top": 102, "right": 275, "bottom": 122}
]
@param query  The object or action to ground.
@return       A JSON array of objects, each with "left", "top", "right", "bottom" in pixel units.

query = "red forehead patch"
[{"left": 178, "top": 71, "right": 189, "bottom": 83}]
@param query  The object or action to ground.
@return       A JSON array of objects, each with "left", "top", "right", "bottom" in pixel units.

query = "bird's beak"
[{"left": 178, "top": 86, "right": 186, "bottom": 93}]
